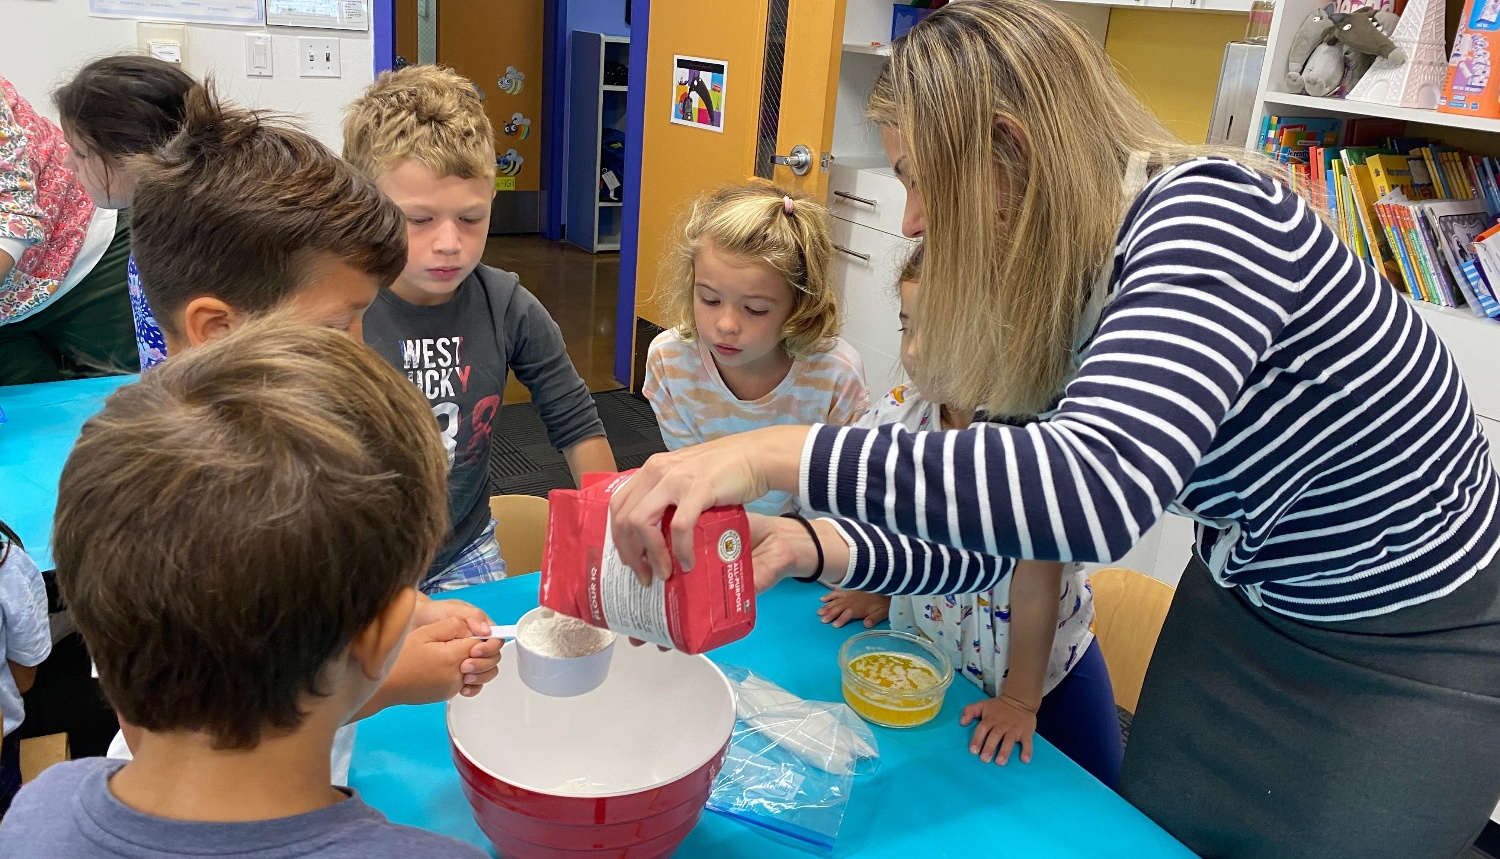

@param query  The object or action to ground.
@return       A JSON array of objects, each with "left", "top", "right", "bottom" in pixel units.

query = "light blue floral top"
[{"left": 128, "top": 255, "right": 167, "bottom": 370}]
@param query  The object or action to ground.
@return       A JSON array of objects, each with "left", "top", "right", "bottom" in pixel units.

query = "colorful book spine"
[
  {"left": 1461, "top": 259, "right": 1500, "bottom": 318},
  {"left": 1379, "top": 200, "right": 1422, "bottom": 298}
]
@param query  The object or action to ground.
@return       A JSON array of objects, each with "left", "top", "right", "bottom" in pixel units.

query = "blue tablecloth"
[
  {"left": 0, "top": 375, "right": 135, "bottom": 569},
  {"left": 2, "top": 377, "right": 1192, "bottom": 857},
  {"left": 353, "top": 577, "right": 1194, "bottom": 859}
]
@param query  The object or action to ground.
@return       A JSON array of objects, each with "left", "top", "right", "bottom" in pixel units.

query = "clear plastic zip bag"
[{"left": 707, "top": 665, "right": 880, "bottom": 853}]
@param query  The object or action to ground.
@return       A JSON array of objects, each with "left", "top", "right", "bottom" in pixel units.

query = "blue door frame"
[{"left": 614, "top": 0, "right": 648, "bottom": 386}]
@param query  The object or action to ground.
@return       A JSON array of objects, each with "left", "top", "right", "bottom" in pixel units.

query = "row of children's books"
[{"left": 1259, "top": 115, "right": 1500, "bottom": 320}]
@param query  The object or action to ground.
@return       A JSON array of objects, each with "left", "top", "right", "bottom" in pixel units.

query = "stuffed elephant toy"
[
  {"left": 1336, "top": 7, "right": 1405, "bottom": 90},
  {"left": 1302, "top": 40, "right": 1348, "bottom": 96},
  {"left": 1334, "top": 7, "right": 1405, "bottom": 61},
  {"left": 1287, "top": 4, "right": 1337, "bottom": 92}
]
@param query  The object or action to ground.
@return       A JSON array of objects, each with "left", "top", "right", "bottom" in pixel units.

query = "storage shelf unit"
[
  {"left": 566, "top": 32, "right": 629, "bottom": 254},
  {"left": 1261, "top": 91, "right": 1500, "bottom": 134},
  {"left": 1248, "top": 0, "right": 1500, "bottom": 822}
]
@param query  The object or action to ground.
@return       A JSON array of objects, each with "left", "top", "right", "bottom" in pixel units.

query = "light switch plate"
[
  {"left": 297, "top": 37, "right": 340, "bottom": 78},
  {"left": 245, "top": 34, "right": 273, "bottom": 77}
]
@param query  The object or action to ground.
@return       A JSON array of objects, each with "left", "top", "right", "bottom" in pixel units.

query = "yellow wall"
[
  {"left": 633, "top": 1, "right": 768, "bottom": 329},
  {"left": 1105, "top": 9, "right": 1248, "bottom": 145}
]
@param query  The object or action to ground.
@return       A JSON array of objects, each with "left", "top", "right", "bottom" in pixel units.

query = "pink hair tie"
[{"left": 783, "top": 196, "right": 795, "bottom": 215}]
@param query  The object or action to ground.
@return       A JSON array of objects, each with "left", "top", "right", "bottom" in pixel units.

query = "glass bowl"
[{"left": 838, "top": 630, "right": 953, "bottom": 728}]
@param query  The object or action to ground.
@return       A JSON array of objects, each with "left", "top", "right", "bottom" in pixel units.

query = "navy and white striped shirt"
[{"left": 803, "top": 158, "right": 1500, "bottom": 621}]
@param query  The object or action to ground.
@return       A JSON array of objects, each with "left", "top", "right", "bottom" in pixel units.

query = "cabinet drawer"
[
  {"left": 828, "top": 161, "right": 907, "bottom": 238},
  {"left": 830, "top": 216, "right": 916, "bottom": 399}
]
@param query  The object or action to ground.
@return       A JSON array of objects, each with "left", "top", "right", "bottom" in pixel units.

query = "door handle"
[
  {"left": 772, "top": 144, "right": 813, "bottom": 176},
  {"left": 834, "top": 244, "right": 871, "bottom": 262},
  {"left": 833, "top": 190, "right": 877, "bottom": 207}
]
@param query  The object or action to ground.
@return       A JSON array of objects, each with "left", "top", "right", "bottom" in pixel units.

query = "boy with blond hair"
[
  {"left": 0, "top": 318, "right": 487, "bottom": 858},
  {"left": 344, "top": 66, "right": 615, "bottom": 592}
]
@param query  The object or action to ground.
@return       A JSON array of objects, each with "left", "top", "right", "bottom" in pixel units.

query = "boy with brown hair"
[
  {"left": 0, "top": 317, "right": 487, "bottom": 858},
  {"left": 343, "top": 65, "right": 615, "bottom": 592},
  {"left": 125, "top": 85, "right": 502, "bottom": 732},
  {"left": 130, "top": 85, "right": 402, "bottom": 350}
]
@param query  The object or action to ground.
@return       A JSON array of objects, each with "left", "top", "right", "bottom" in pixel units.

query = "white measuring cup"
[{"left": 473, "top": 606, "right": 616, "bottom": 697}]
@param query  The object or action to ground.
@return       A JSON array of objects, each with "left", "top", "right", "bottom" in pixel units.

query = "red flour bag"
[{"left": 540, "top": 471, "right": 756, "bottom": 654}]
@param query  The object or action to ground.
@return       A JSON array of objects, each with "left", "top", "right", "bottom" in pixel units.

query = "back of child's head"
[
  {"left": 53, "top": 54, "right": 195, "bottom": 162},
  {"left": 342, "top": 64, "right": 495, "bottom": 182},
  {"left": 663, "top": 181, "right": 838, "bottom": 357},
  {"left": 52, "top": 314, "right": 449, "bottom": 750},
  {"left": 130, "top": 85, "right": 406, "bottom": 339},
  {"left": 900, "top": 242, "right": 924, "bottom": 286}
]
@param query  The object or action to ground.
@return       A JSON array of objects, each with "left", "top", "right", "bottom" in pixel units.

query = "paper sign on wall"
[
  {"left": 89, "top": 0, "right": 263, "bottom": 26},
  {"left": 267, "top": 0, "right": 368, "bottom": 31},
  {"left": 672, "top": 55, "right": 727, "bottom": 133}
]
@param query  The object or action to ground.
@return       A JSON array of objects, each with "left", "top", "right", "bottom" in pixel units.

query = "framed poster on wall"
[{"left": 671, "top": 55, "right": 726, "bottom": 132}]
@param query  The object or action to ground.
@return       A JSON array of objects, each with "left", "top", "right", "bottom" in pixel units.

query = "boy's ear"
[
  {"left": 179, "top": 296, "right": 246, "bottom": 348},
  {"left": 349, "top": 587, "right": 418, "bottom": 682}
]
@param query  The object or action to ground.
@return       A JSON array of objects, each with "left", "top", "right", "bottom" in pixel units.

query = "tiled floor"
[
  {"left": 481, "top": 235, "right": 623, "bottom": 404},
  {"left": 488, "top": 389, "right": 667, "bottom": 497}
]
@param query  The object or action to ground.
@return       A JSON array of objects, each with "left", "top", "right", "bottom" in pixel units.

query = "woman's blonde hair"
[
  {"left": 869, "top": 0, "right": 1246, "bottom": 415},
  {"left": 659, "top": 182, "right": 839, "bottom": 358}
]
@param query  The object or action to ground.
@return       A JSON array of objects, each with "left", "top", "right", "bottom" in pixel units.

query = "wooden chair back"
[
  {"left": 1088, "top": 567, "right": 1177, "bottom": 713},
  {"left": 488, "top": 494, "right": 550, "bottom": 577}
]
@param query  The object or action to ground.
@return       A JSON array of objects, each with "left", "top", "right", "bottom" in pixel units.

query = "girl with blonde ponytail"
[
  {"left": 615, "top": 4, "right": 1500, "bottom": 856},
  {"left": 642, "top": 181, "right": 868, "bottom": 515}
]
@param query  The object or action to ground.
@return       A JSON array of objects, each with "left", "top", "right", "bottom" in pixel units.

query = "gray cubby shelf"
[{"left": 566, "top": 31, "right": 629, "bottom": 254}]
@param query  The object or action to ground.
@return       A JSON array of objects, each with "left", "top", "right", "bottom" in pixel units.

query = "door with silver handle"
[{"left": 772, "top": 144, "right": 813, "bottom": 176}]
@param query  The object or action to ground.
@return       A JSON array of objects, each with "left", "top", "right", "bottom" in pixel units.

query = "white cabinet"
[
  {"left": 1412, "top": 303, "right": 1500, "bottom": 422},
  {"left": 829, "top": 215, "right": 913, "bottom": 400},
  {"left": 827, "top": 157, "right": 907, "bottom": 238}
]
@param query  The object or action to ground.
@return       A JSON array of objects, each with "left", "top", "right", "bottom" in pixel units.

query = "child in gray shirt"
[
  {"left": 2, "top": 758, "right": 483, "bottom": 858},
  {"left": 0, "top": 320, "right": 486, "bottom": 859}
]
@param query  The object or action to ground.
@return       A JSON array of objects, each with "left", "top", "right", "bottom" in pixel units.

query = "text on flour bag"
[{"left": 539, "top": 471, "right": 756, "bottom": 654}]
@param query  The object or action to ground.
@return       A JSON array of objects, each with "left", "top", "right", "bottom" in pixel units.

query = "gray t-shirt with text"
[{"left": 363, "top": 265, "right": 604, "bottom": 576}]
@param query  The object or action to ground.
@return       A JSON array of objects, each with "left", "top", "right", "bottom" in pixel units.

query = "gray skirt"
[{"left": 1119, "top": 553, "right": 1500, "bottom": 859}]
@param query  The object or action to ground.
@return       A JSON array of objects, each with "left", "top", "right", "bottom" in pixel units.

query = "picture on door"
[{"left": 672, "top": 55, "right": 727, "bottom": 132}]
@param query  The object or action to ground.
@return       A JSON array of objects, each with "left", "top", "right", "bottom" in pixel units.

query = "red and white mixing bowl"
[{"left": 448, "top": 639, "right": 736, "bottom": 858}]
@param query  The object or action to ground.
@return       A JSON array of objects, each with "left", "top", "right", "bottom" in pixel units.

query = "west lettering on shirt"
[{"left": 400, "top": 336, "right": 473, "bottom": 400}]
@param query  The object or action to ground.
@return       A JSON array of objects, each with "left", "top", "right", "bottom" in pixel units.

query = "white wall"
[{"left": 7, "top": 0, "right": 374, "bottom": 149}]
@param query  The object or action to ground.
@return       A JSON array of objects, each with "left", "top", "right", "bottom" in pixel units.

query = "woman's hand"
[
  {"left": 960, "top": 695, "right": 1039, "bottom": 765},
  {"left": 818, "top": 590, "right": 891, "bottom": 628},
  {"left": 747, "top": 513, "right": 814, "bottom": 592},
  {"left": 609, "top": 426, "right": 811, "bottom": 584},
  {"left": 746, "top": 513, "right": 852, "bottom": 592}
]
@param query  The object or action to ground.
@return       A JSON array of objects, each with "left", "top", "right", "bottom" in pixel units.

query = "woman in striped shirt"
[{"left": 609, "top": 2, "right": 1500, "bottom": 856}]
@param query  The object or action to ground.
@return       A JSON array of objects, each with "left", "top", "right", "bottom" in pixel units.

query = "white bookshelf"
[
  {"left": 1261, "top": 92, "right": 1500, "bottom": 134},
  {"left": 1249, "top": 0, "right": 1500, "bottom": 426},
  {"left": 1249, "top": 4, "right": 1500, "bottom": 823}
]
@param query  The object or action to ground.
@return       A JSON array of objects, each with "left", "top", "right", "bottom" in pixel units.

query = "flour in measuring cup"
[{"left": 518, "top": 608, "right": 614, "bottom": 658}]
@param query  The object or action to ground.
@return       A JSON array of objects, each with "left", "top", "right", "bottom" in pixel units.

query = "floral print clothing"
[
  {"left": 859, "top": 384, "right": 1097, "bottom": 698},
  {"left": 128, "top": 256, "right": 167, "bottom": 369},
  {"left": 0, "top": 78, "right": 95, "bottom": 324}
]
